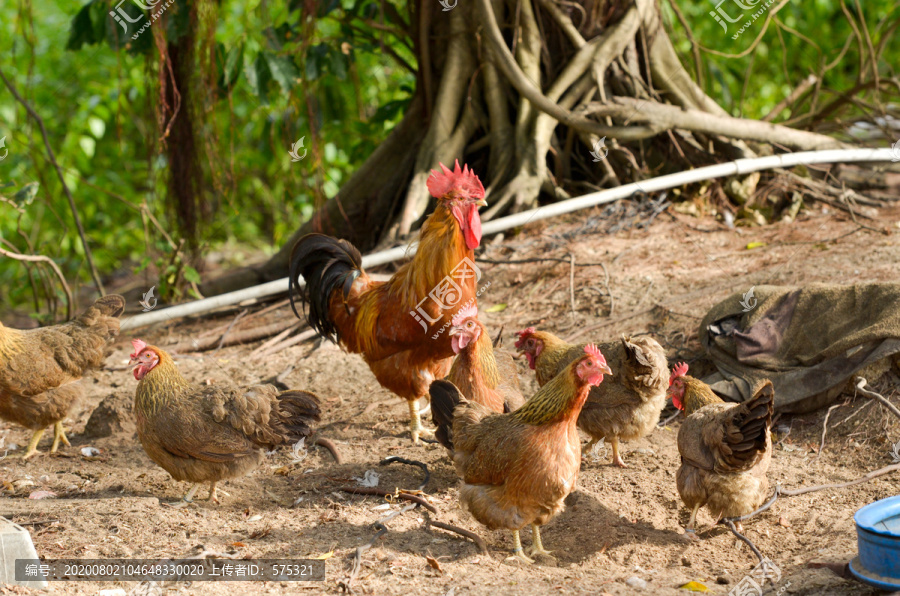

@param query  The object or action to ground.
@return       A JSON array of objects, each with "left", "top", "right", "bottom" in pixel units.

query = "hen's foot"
[
  {"left": 50, "top": 422, "right": 71, "bottom": 453},
  {"left": 164, "top": 484, "right": 200, "bottom": 508},
  {"left": 610, "top": 438, "right": 628, "bottom": 467},
  {"left": 529, "top": 524, "right": 554, "bottom": 558},
  {"left": 206, "top": 483, "right": 231, "bottom": 503},
  {"left": 19, "top": 430, "right": 46, "bottom": 459},
  {"left": 506, "top": 530, "right": 535, "bottom": 564}
]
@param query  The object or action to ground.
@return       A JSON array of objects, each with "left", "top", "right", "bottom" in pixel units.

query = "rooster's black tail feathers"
[
  {"left": 430, "top": 380, "right": 464, "bottom": 451},
  {"left": 289, "top": 233, "right": 363, "bottom": 343}
]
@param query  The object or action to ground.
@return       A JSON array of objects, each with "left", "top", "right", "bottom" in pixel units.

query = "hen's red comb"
[
  {"left": 584, "top": 343, "right": 605, "bottom": 364},
  {"left": 451, "top": 304, "right": 478, "bottom": 327},
  {"left": 130, "top": 339, "right": 148, "bottom": 358},
  {"left": 670, "top": 362, "right": 689, "bottom": 386},
  {"left": 514, "top": 327, "right": 536, "bottom": 349},
  {"left": 427, "top": 160, "right": 485, "bottom": 200}
]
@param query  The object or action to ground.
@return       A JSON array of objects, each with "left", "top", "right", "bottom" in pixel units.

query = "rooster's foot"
[
  {"left": 408, "top": 400, "right": 435, "bottom": 444},
  {"left": 50, "top": 422, "right": 71, "bottom": 453}
]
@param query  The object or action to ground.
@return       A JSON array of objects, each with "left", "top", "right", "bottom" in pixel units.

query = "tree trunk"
[{"left": 201, "top": 0, "right": 844, "bottom": 296}]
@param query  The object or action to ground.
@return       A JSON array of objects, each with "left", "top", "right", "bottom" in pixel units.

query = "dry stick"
[
  {"left": 314, "top": 437, "right": 343, "bottom": 465},
  {"left": 210, "top": 309, "right": 248, "bottom": 357},
  {"left": 381, "top": 456, "right": 430, "bottom": 492},
  {"left": 336, "top": 487, "right": 437, "bottom": 513},
  {"left": 0, "top": 246, "right": 73, "bottom": 319},
  {"left": 722, "top": 519, "right": 765, "bottom": 566},
  {"left": 248, "top": 323, "right": 302, "bottom": 358},
  {"left": 168, "top": 320, "right": 298, "bottom": 353},
  {"left": 565, "top": 307, "right": 655, "bottom": 343},
  {"left": 855, "top": 377, "right": 900, "bottom": 421},
  {"left": 255, "top": 329, "right": 319, "bottom": 359},
  {"left": 599, "top": 262, "right": 614, "bottom": 317},
  {"left": 0, "top": 67, "right": 104, "bottom": 296},
  {"left": 762, "top": 74, "right": 818, "bottom": 122},
  {"left": 425, "top": 515, "right": 489, "bottom": 555},
  {"left": 813, "top": 402, "right": 845, "bottom": 463},
  {"left": 657, "top": 410, "right": 680, "bottom": 428}
]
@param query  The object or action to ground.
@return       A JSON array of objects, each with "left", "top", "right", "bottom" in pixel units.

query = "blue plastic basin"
[{"left": 849, "top": 495, "right": 900, "bottom": 590}]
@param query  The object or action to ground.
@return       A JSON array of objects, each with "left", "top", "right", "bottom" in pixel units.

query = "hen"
[
  {"left": 0, "top": 294, "right": 125, "bottom": 458},
  {"left": 430, "top": 305, "right": 524, "bottom": 448},
  {"left": 129, "top": 340, "right": 320, "bottom": 505},
  {"left": 668, "top": 362, "right": 774, "bottom": 534},
  {"left": 430, "top": 344, "right": 612, "bottom": 563},
  {"left": 290, "top": 161, "right": 486, "bottom": 443},
  {"left": 515, "top": 328, "right": 669, "bottom": 467}
]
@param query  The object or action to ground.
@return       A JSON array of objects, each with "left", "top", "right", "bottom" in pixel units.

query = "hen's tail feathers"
[
  {"left": 723, "top": 379, "right": 774, "bottom": 472},
  {"left": 430, "top": 380, "right": 464, "bottom": 451},
  {"left": 621, "top": 336, "right": 669, "bottom": 389},
  {"left": 289, "top": 233, "right": 363, "bottom": 343},
  {"left": 76, "top": 294, "right": 126, "bottom": 324},
  {"left": 276, "top": 390, "right": 322, "bottom": 442}
]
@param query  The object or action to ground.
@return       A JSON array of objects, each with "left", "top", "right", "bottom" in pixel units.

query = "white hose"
[{"left": 120, "top": 147, "right": 896, "bottom": 330}]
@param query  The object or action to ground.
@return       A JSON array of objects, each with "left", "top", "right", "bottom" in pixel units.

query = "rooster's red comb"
[
  {"left": 583, "top": 343, "right": 605, "bottom": 364},
  {"left": 670, "top": 362, "right": 689, "bottom": 386},
  {"left": 130, "top": 339, "right": 148, "bottom": 359},
  {"left": 451, "top": 304, "right": 478, "bottom": 327},
  {"left": 427, "top": 160, "right": 485, "bottom": 200},
  {"left": 514, "top": 327, "right": 536, "bottom": 349}
]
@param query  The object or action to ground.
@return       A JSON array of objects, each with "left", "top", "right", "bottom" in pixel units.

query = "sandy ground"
[{"left": 2, "top": 200, "right": 900, "bottom": 596}]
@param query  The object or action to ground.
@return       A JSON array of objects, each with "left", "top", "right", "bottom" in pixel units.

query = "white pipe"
[{"left": 120, "top": 147, "right": 896, "bottom": 331}]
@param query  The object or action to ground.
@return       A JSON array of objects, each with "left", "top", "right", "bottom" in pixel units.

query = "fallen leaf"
[
  {"left": 485, "top": 303, "right": 507, "bottom": 312},
  {"left": 274, "top": 466, "right": 291, "bottom": 476},
  {"left": 745, "top": 241, "right": 766, "bottom": 250},
  {"left": 28, "top": 490, "right": 57, "bottom": 500},
  {"left": 247, "top": 514, "right": 263, "bottom": 522},
  {"left": 249, "top": 525, "right": 271, "bottom": 539},
  {"left": 778, "top": 516, "right": 791, "bottom": 528},
  {"left": 312, "top": 551, "right": 334, "bottom": 560},
  {"left": 679, "top": 581, "right": 709, "bottom": 592},
  {"left": 425, "top": 555, "right": 443, "bottom": 575},
  {"left": 230, "top": 542, "right": 247, "bottom": 548}
]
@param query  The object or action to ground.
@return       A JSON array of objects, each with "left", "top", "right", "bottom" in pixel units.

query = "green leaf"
[
  {"left": 485, "top": 303, "right": 507, "bottom": 312},
  {"left": 88, "top": 116, "right": 106, "bottom": 139},
  {"left": 264, "top": 52, "right": 298, "bottom": 92},
  {"left": 79, "top": 136, "right": 96, "bottom": 158},
  {"left": 66, "top": 2, "right": 96, "bottom": 51},
  {"left": 223, "top": 43, "right": 244, "bottom": 87},
  {"left": 13, "top": 182, "right": 40, "bottom": 206},
  {"left": 183, "top": 266, "right": 201, "bottom": 284}
]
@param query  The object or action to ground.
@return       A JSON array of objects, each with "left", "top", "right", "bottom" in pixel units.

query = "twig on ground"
[
  {"left": 249, "top": 323, "right": 302, "bottom": 358},
  {"left": 337, "top": 487, "right": 437, "bottom": 513},
  {"left": 813, "top": 402, "right": 845, "bottom": 462},
  {"left": 211, "top": 309, "right": 248, "bottom": 357},
  {"left": 599, "top": 262, "right": 614, "bottom": 317},
  {"left": 658, "top": 410, "right": 680, "bottom": 428},
  {"left": 314, "top": 437, "right": 343, "bottom": 465},
  {"left": 340, "top": 521, "right": 390, "bottom": 593},
  {"left": 255, "top": 329, "right": 319, "bottom": 359},
  {"left": 425, "top": 514, "right": 489, "bottom": 554},
  {"left": 855, "top": 377, "right": 900, "bottom": 421},
  {"left": 476, "top": 256, "right": 609, "bottom": 267},
  {"left": 565, "top": 307, "right": 655, "bottom": 342},
  {"left": 380, "top": 456, "right": 430, "bottom": 492},
  {"left": 169, "top": 320, "right": 300, "bottom": 353},
  {"left": 722, "top": 519, "right": 764, "bottom": 566}
]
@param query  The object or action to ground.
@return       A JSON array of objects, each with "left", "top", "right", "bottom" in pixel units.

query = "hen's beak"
[
  {"left": 475, "top": 198, "right": 487, "bottom": 207},
  {"left": 448, "top": 326, "right": 461, "bottom": 336},
  {"left": 599, "top": 363, "right": 613, "bottom": 376}
]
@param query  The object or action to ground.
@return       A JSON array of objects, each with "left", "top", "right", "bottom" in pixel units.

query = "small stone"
[
  {"left": 681, "top": 556, "right": 692, "bottom": 567},
  {"left": 625, "top": 576, "right": 648, "bottom": 589},
  {"left": 717, "top": 575, "right": 731, "bottom": 584}
]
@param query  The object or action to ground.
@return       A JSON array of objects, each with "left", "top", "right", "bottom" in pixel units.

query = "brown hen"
[
  {"left": 668, "top": 362, "right": 774, "bottom": 535},
  {"left": 0, "top": 294, "right": 125, "bottom": 458},
  {"left": 129, "top": 340, "right": 320, "bottom": 505},
  {"left": 431, "top": 344, "right": 612, "bottom": 563},
  {"left": 515, "top": 328, "right": 669, "bottom": 467}
]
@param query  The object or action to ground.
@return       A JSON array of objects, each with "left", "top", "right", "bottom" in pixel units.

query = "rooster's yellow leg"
[
  {"left": 529, "top": 524, "right": 553, "bottom": 558},
  {"left": 510, "top": 530, "right": 534, "bottom": 564},
  {"left": 50, "top": 422, "right": 71, "bottom": 453},
  {"left": 408, "top": 399, "right": 434, "bottom": 444},
  {"left": 610, "top": 437, "right": 628, "bottom": 468},
  {"left": 21, "top": 429, "right": 46, "bottom": 459}
]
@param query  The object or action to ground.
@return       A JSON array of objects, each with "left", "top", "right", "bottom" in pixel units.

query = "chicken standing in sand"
[{"left": 129, "top": 340, "right": 320, "bottom": 506}]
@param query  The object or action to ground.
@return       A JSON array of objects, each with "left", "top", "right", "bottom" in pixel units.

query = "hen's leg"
[
  {"left": 610, "top": 437, "right": 628, "bottom": 468},
  {"left": 165, "top": 484, "right": 200, "bottom": 508},
  {"left": 21, "top": 429, "right": 46, "bottom": 459},
  {"left": 581, "top": 437, "right": 599, "bottom": 456},
  {"left": 50, "top": 422, "right": 71, "bottom": 453},
  {"left": 408, "top": 399, "right": 434, "bottom": 444},
  {"left": 529, "top": 524, "right": 553, "bottom": 558},
  {"left": 509, "top": 530, "right": 534, "bottom": 564},
  {"left": 206, "top": 482, "right": 230, "bottom": 503},
  {"left": 683, "top": 503, "right": 701, "bottom": 540}
]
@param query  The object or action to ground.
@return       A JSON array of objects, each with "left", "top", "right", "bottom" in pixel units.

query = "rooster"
[
  {"left": 668, "top": 362, "right": 774, "bottom": 535},
  {"left": 431, "top": 344, "right": 612, "bottom": 563},
  {"left": 0, "top": 295, "right": 125, "bottom": 458},
  {"left": 290, "top": 161, "right": 486, "bottom": 443},
  {"left": 129, "top": 340, "right": 320, "bottom": 506},
  {"left": 430, "top": 305, "right": 524, "bottom": 449},
  {"left": 515, "top": 328, "right": 668, "bottom": 467}
]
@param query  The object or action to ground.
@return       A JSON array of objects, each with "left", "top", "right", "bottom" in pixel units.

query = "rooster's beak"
[{"left": 475, "top": 198, "right": 487, "bottom": 207}]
